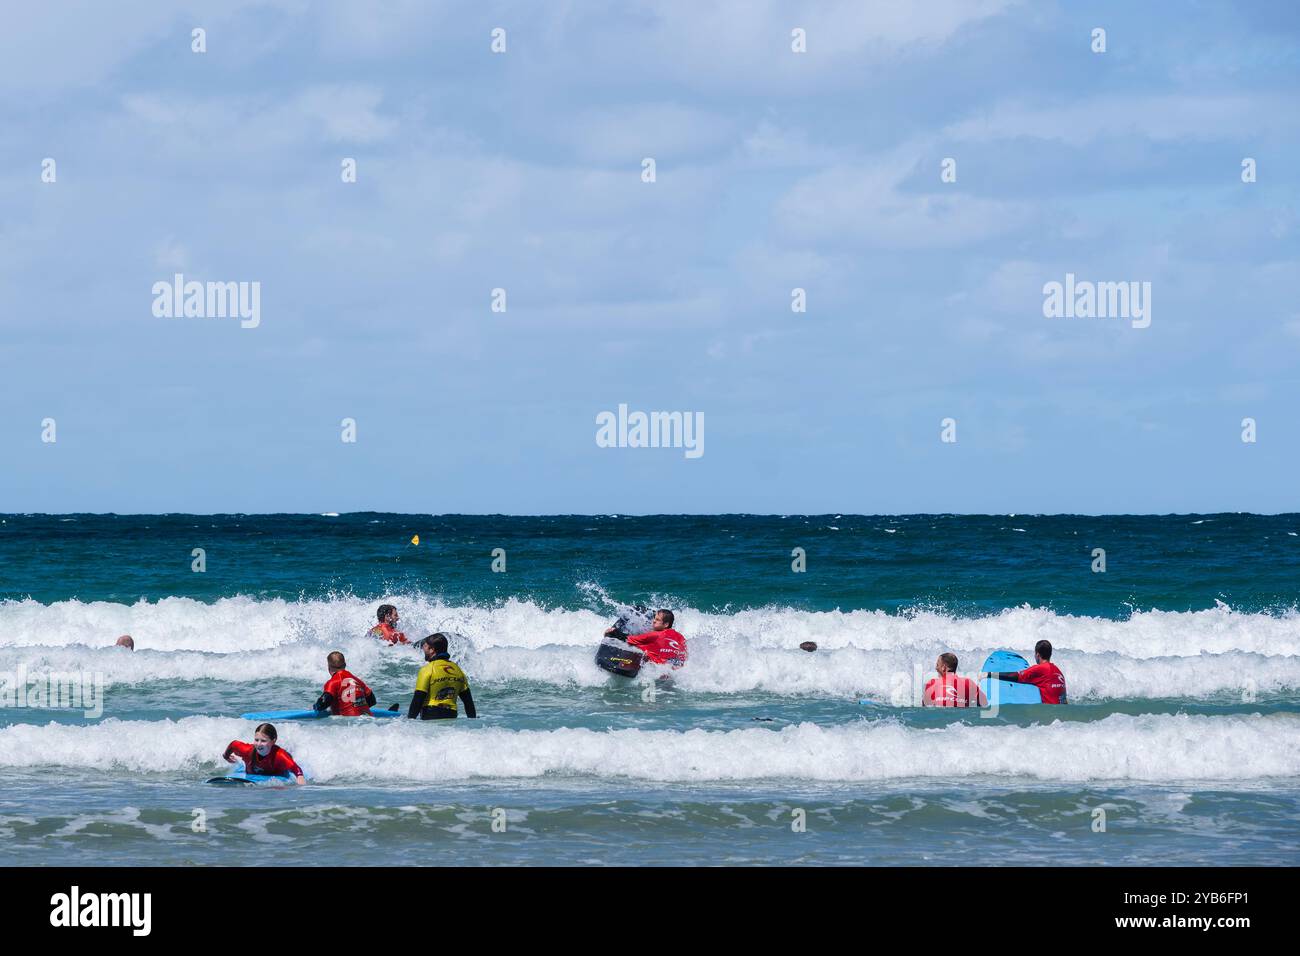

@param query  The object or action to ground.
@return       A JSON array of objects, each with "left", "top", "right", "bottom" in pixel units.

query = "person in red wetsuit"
[
  {"left": 314, "top": 651, "right": 376, "bottom": 716},
  {"left": 606, "top": 609, "right": 687, "bottom": 668},
  {"left": 923, "top": 653, "right": 987, "bottom": 707},
  {"left": 368, "top": 604, "right": 409, "bottom": 645},
  {"left": 223, "top": 723, "right": 306, "bottom": 784},
  {"left": 987, "top": 639, "right": 1068, "bottom": 704}
]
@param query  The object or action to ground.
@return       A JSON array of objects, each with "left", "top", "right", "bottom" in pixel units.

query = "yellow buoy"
[{"left": 410, "top": 534, "right": 420, "bottom": 546}]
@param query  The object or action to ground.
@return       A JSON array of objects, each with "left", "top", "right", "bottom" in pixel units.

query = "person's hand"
[
  {"left": 225, "top": 755, "right": 238, "bottom": 764},
  {"left": 603, "top": 627, "right": 617, "bottom": 637},
  {"left": 295, "top": 776, "right": 306, "bottom": 786}
]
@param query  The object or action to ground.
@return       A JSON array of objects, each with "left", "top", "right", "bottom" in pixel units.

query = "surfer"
[
  {"left": 114, "top": 635, "right": 134, "bottom": 651},
  {"left": 407, "top": 633, "right": 477, "bottom": 720},
  {"left": 368, "top": 604, "right": 409, "bottom": 645},
  {"left": 223, "top": 723, "right": 306, "bottom": 784},
  {"left": 314, "top": 651, "right": 376, "bottom": 716},
  {"left": 604, "top": 609, "right": 687, "bottom": 668},
  {"left": 983, "top": 640, "right": 1068, "bottom": 704},
  {"left": 923, "top": 653, "right": 987, "bottom": 707}
]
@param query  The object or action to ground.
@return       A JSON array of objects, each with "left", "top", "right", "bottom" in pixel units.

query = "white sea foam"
[
  {"left": 1, "top": 597, "right": 1298, "bottom": 701},
  {"left": 1, "top": 713, "right": 1296, "bottom": 784},
  {"left": 2, "top": 596, "right": 1297, "bottom": 658},
  {"left": 0, "top": 639, "right": 1295, "bottom": 701}
]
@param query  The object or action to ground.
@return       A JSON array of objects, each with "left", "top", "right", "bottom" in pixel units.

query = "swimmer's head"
[
  {"left": 115, "top": 635, "right": 135, "bottom": 651},
  {"left": 253, "top": 723, "right": 277, "bottom": 756},
  {"left": 421, "top": 633, "right": 448, "bottom": 660},
  {"left": 327, "top": 651, "right": 346, "bottom": 672}
]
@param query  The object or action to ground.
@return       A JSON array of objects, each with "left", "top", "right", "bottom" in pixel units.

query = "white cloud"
[
  {"left": 121, "top": 85, "right": 398, "bottom": 150},
  {"left": 295, "top": 86, "right": 398, "bottom": 142},
  {"left": 775, "top": 159, "right": 1029, "bottom": 248},
  {"left": 562, "top": 103, "right": 735, "bottom": 165},
  {"left": 0, "top": 0, "right": 284, "bottom": 99},
  {"left": 152, "top": 238, "right": 189, "bottom": 270},
  {"left": 737, "top": 120, "right": 845, "bottom": 168},
  {"left": 943, "top": 94, "right": 1300, "bottom": 145},
  {"left": 313, "top": 0, "right": 453, "bottom": 57},
  {"left": 631, "top": 0, "right": 1019, "bottom": 81}
]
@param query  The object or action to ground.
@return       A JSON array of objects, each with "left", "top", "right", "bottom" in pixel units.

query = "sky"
[{"left": 1, "top": 0, "right": 1297, "bottom": 514}]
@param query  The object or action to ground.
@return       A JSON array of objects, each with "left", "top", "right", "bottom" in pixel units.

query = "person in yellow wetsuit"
[{"left": 407, "top": 633, "right": 477, "bottom": 720}]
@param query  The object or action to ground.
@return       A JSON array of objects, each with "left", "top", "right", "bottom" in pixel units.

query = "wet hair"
[
  {"left": 426, "top": 633, "right": 449, "bottom": 654},
  {"left": 377, "top": 604, "right": 397, "bottom": 622},
  {"left": 939, "top": 652, "right": 958, "bottom": 671},
  {"left": 656, "top": 609, "right": 674, "bottom": 627},
  {"left": 254, "top": 723, "right": 278, "bottom": 741},
  {"left": 1035, "top": 640, "right": 1053, "bottom": 661},
  {"left": 327, "top": 651, "right": 346, "bottom": 669}
]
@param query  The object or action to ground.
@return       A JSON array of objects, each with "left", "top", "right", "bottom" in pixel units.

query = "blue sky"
[{"left": 1, "top": 0, "right": 1297, "bottom": 514}]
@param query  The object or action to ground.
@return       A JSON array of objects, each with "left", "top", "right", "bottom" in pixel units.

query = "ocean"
[{"left": 2, "top": 512, "right": 1298, "bottom": 866}]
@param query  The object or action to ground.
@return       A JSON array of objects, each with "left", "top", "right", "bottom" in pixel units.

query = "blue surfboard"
[
  {"left": 207, "top": 769, "right": 298, "bottom": 787},
  {"left": 979, "top": 651, "right": 1042, "bottom": 705},
  {"left": 239, "top": 708, "right": 401, "bottom": 721}
]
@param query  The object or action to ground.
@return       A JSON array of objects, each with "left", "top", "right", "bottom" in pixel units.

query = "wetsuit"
[
  {"left": 316, "top": 669, "right": 376, "bottom": 716},
  {"left": 994, "top": 661, "right": 1067, "bottom": 704},
  {"left": 627, "top": 628, "right": 687, "bottom": 667},
  {"left": 924, "top": 673, "right": 986, "bottom": 707},
  {"left": 369, "top": 621, "right": 409, "bottom": 645},
  {"left": 408, "top": 654, "right": 477, "bottom": 720},
  {"left": 223, "top": 741, "right": 304, "bottom": 778}
]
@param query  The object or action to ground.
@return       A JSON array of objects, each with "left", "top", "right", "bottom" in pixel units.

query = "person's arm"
[
  {"left": 353, "top": 678, "right": 377, "bottom": 709},
  {"left": 314, "top": 692, "right": 335, "bottom": 712},
  {"left": 460, "top": 688, "right": 477, "bottom": 718},
  {"left": 223, "top": 741, "right": 240, "bottom": 763},
  {"left": 408, "top": 690, "right": 428, "bottom": 719},
  {"left": 408, "top": 667, "right": 430, "bottom": 718},
  {"left": 279, "top": 752, "right": 306, "bottom": 784},
  {"left": 993, "top": 671, "right": 1021, "bottom": 683},
  {"left": 607, "top": 612, "right": 635, "bottom": 639}
]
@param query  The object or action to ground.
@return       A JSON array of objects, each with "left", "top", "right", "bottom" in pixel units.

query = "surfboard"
[
  {"left": 206, "top": 769, "right": 297, "bottom": 787},
  {"left": 239, "top": 708, "right": 401, "bottom": 721},
  {"left": 979, "top": 650, "right": 1042, "bottom": 704},
  {"left": 595, "top": 639, "right": 643, "bottom": 677}
]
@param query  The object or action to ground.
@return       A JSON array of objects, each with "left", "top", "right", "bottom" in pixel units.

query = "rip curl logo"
[
  {"left": 152, "top": 272, "right": 261, "bottom": 328},
  {"left": 49, "top": 886, "right": 151, "bottom": 937},
  {"left": 595, "top": 404, "right": 704, "bottom": 459},
  {"left": 1042, "top": 272, "right": 1151, "bottom": 328}
]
